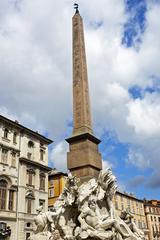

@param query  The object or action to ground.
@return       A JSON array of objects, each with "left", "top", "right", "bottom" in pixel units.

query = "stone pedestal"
[{"left": 66, "top": 133, "right": 102, "bottom": 181}]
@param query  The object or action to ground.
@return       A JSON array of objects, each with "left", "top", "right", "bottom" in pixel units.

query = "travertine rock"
[{"left": 29, "top": 169, "right": 144, "bottom": 240}]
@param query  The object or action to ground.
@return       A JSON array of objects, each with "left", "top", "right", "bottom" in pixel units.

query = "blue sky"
[
  {"left": 0, "top": 0, "right": 160, "bottom": 200},
  {"left": 97, "top": 0, "right": 160, "bottom": 199}
]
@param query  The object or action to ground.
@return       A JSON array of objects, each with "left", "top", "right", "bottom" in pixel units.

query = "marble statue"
[{"left": 29, "top": 169, "right": 145, "bottom": 240}]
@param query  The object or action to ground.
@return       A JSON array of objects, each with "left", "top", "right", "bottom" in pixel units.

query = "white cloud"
[
  {"left": 102, "top": 159, "right": 113, "bottom": 170},
  {"left": 127, "top": 93, "right": 160, "bottom": 137},
  {"left": 0, "top": 0, "right": 160, "bottom": 182},
  {"left": 50, "top": 141, "right": 68, "bottom": 172},
  {"left": 127, "top": 147, "right": 150, "bottom": 169}
]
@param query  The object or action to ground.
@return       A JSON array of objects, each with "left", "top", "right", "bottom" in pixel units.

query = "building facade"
[
  {"left": 114, "top": 191, "right": 149, "bottom": 239},
  {"left": 48, "top": 169, "right": 67, "bottom": 209},
  {"left": 144, "top": 200, "right": 160, "bottom": 240},
  {"left": 0, "top": 115, "right": 52, "bottom": 240}
]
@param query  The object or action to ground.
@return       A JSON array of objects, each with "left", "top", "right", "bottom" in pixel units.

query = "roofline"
[
  {"left": 116, "top": 190, "right": 143, "bottom": 202},
  {"left": 144, "top": 201, "right": 160, "bottom": 207},
  {"left": 0, "top": 115, "right": 53, "bottom": 144},
  {"left": 48, "top": 171, "right": 67, "bottom": 177},
  {"left": 147, "top": 199, "right": 160, "bottom": 202},
  {"left": 144, "top": 203, "right": 160, "bottom": 207}
]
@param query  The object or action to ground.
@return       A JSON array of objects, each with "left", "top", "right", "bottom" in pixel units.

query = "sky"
[{"left": 0, "top": 0, "right": 160, "bottom": 199}]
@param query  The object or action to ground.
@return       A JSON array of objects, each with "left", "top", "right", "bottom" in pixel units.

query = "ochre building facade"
[{"left": 48, "top": 169, "right": 67, "bottom": 208}]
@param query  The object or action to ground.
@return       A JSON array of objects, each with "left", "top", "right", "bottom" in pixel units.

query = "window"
[
  {"left": 26, "top": 232, "right": 31, "bottom": 240},
  {"left": 0, "top": 180, "right": 7, "bottom": 210},
  {"left": 8, "top": 190, "right": 14, "bottom": 210},
  {"left": 151, "top": 216, "right": 153, "bottom": 221},
  {"left": 27, "top": 152, "right": 32, "bottom": 160},
  {"left": 27, "top": 169, "right": 35, "bottom": 186},
  {"left": 0, "top": 222, "right": 6, "bottom": 230},
  {"left": 28, "top": 141, "right": 34, "bottom": 148},
  {"left": 39, "top": 199, "right": 45, "bottom": 209},
  {"left": 115, "top": 200, "right": 118, "bottom": 210},
  {"left": 136, "top": 207, "right": 139, "bottom": 214},
  {"left": 28, "top": 172, "right": 33, "bottom": 186},
  {"left": 40, "top": 174, "right": 45, "bottom": 190},
  {"left": 49, "top": 188, "right": 54, "bottom": 197},
  {"left": 28, "top": 141, "right": 34, "bottom": 160},
  {"left": 26, "top": 190, "right": 34, "bottom": 214},
  {"left": 40, "top": 149, "right": 44, "bottom": 161},
  {"left": 11, "top": 152, "right": 16, "bottom": 167},
  {"left": 4, "top": 128, "right": 9, "bottom": 139},
  {"left": 27, "top": 199, "right": 32, "bottom": 213},
  {"left": 50, "top": 179, "right": 54, "bottom": 187},
  {"left": 1, "top": 148, "right": 8, "bottom": 164},
  {"left": 26, "top": 222, "right": 31, "bottom": 228},
  {"left": 138, "top": 220, "right": 142, "bottom": 229},
  {"left": 13, "top": 132, "right": 17, "bottom": 144}
]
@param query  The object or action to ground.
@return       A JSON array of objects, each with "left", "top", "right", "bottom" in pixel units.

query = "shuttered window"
[
  {"left": 0, "top": 180, "right": 7, "bottom": 210},
  {"left": 8, "top": 190, "right": 14, "bottom": 210}
]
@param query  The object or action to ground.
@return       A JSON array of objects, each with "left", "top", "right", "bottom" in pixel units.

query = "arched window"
[
  {"left": 0, "top": 180, "right": 7, "bottom": 210},
  {"left": 28, "top": 141, "right": 34, "bottom": 148}
]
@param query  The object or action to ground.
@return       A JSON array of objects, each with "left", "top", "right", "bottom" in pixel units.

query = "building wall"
[
  {"left": 0, "top": 121, "right": 19, "bottom": 239},
  {"left": 20, "top": 133, "right": 48, "bottom": 165},
  {"left": 114, "top": 192, "right": 149, "bottom": 239},
  {"left": 144, "top": 202, "right": 160, "bottom": 240},
  {"left": 48, "top": 173, "right": 66, "bottom": 208},
  {"left": 0, "top": 117, "right": 51, "bottom": 240}
]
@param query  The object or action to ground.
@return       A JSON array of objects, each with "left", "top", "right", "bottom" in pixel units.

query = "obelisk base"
[{"left": 66, "top": 133, "right": 102, "bottom": 181}]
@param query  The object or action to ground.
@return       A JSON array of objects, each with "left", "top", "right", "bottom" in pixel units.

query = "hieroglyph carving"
[{"left": 30, "top": 169, "right": 145, "bottom": 240}]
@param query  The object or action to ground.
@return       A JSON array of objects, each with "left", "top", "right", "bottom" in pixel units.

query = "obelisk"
[{"left": 66, "top": 4, "right": 102, "bottom": 181}]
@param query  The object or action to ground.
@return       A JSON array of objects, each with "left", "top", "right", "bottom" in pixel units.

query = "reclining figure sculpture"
[{"left": 30, "top": 169, "right": 145, "bottom": 240}]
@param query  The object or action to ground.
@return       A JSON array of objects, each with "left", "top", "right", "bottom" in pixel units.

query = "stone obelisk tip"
[{"left": 74, "top": 3, "right": 79, "bottom": 14}]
